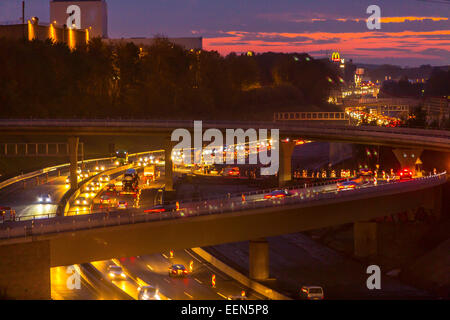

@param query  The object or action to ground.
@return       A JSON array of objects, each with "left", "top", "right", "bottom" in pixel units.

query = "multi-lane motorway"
[
  {"left": 0, "top": 153, "right": 444, "bottom": 300},
  {"left": 0, "top": 158, "right": 265, "bottom": 300}
]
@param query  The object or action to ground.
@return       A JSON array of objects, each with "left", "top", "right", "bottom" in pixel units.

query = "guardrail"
[
  {"left": 1, "top": 119, "right": 450, "bottom": 138},
  {"left": 0, "top": 149, "right": 164, "bottom": 192},
  {"left": 0, "top": 173, "right": 446, "bottom": 240}
]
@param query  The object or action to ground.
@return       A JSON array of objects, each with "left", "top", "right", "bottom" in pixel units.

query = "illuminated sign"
[
  {"left": 331, "top": 52, "right": 340, "bottom": 62},
  {"left": 66, "top": 5, "right": 81, "bottom": 29}
]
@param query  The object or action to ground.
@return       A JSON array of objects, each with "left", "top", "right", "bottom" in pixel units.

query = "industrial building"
[{"left": 0, "top": 0, "right": 202, "bottom": 51}]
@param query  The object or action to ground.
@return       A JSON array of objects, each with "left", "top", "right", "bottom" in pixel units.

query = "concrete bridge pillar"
[
  {"left": 279, "top": 140, "right": 296, "bottom": 187},
  {"left": 354, "top": 222, "right": 377, "bottom": 258},
  {"left": 424, "top": 186, "right": 443, "bottom": 220},
  {"left": 68, "top": 137, "right": 79, "bottom": 190},
  {"left": 164, "top": 139, "right": 174, "bottom": 192},
  {"left": 0, "top": 241, "right": 51, "bottom": 299},
  {"left": 249, "top": 238, "right": 269, "bottom": 280},
  {"left": 392, "top": 148, "right": 423, "bottom": 174}
]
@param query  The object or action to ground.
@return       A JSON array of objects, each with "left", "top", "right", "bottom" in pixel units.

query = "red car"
[
  {"left": 399, "top": 168, "right": 413, "bottom": 180},
  {"left": 264, "top": 190, "right": 292, "bottom": 199}
]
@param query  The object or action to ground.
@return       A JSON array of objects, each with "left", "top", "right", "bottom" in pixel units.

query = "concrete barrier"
[
  {"left": 190, "top": 247, "right": 291, "bottom": 300},
  {"left": 61, "top": 164, "right": 133, "bottom": 216},
  {"left": 0, "top": 150, "right": 163, "bottom": 191}
]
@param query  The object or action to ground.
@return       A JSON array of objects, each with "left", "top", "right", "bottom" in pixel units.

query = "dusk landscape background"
[{"left": 1, "top": 0, "right": 449, "bottom": 66}]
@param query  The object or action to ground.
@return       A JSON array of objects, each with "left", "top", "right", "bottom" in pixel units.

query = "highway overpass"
[
  {"left": 1, "top": 119, "right": 450, "bottom": 152},
  {"left": 2, "top": 119, "right": 450, "bottom": 189},
  {"left": 0, "top": 173, "right": 446, "bottom": 299}
]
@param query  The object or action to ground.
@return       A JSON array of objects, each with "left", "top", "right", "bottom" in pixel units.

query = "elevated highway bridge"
[
  {"left": 1, "top": 119, "right": 449, "bottom": 190},
  {"left": 0, "top": 173, "right": 446, "bottom": 299}
]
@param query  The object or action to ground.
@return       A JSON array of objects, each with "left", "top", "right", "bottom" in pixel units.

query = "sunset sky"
[{"left": 1, "top": 0, "right": 449, "bottom": 66}]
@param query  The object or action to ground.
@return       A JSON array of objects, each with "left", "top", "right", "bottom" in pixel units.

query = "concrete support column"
[
  {"left": 278, "top": 140, "right": 296, "bottom": 187},
  {"left": 249, "top": 238, "right": 269, "bottom": 280},
  {"left": 0, "top": 241, "right": 50, "bottom": 299},
  {"left": 392, "top": 148, "right": 423, "bottom": 174},
  {"left": 354, "top": 222, "right": 377, "bottom": 258},
  {"left": 68, "top": 137, "right": 79, "bottom": 190},
  {"left": 164, "top": 138, "right": 174, "bottom": 192},
  {"left": 424, "top": 186, "right": 443, "bottom": 220}
]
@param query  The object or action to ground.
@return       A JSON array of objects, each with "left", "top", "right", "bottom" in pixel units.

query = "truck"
[
  {"left": 122, "top": 168, "right": 139, "bottom": 192},
  {"left": 115, "top": 150, "right": 129, "bottom": 166},
  {"left": 143, "top": 165, "right": 156, "bottom": 184}
]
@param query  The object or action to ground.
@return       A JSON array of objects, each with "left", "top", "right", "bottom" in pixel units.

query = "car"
[
  {"left": 359, "top": 168, "right": 373, "bottom": 176},
  {"left": 137, "top": 285, "right": 160, "bottom": 300},
  {"left": 227, "top": 295, "right": 248, "bottom": 300},
  {"left": 99, "top": 195, "right": 113, "bottom": 205},
  {"left": 99, "top": 175, "right": 110, "bottom": 182},
  {"left": 0, "top": 206, "right": 15, "bottom": 222},
  {"left": 106, "top": 183, "right": 116, "bottom": 192},
  {"left": 399, "top": 168, "right": 413, "bottom": 180},
  {"left": 74, "top": 197, "right": 89, "bottom": 206},
  {"left": 80, "top": 170, "right": 90, "bottom": 179},
  {"left": 168, "top": 264, "right": 188, "bottom": 277},
  {"left": 264, "top": 189, "right": 292, "bottom": 199},
  {"left": 37, "top": 193, "right": 52, "bottom": 203},
  {"left": 223, "top": 167, "right": 240, "bottom": 177},
  {"left": 95, "top": 165, "right": 106, "bottom": 172},
  {"left": 144, "top": 203, "right": 178, "bottom": 213},
  {"left": 337, "top": 180, "right": 358, "bottom": 191},
  {"left": 117, "top": 201, "right": 128, "bottom": 209},
  {"left": 107, "top": 265, "right": 126, "bottom": 280},
  {"left": 300, "top": 286, "right": 324, "bottom": 300},
  {"left": 89, "top": 181, "right": 101, "bottom": 191}
]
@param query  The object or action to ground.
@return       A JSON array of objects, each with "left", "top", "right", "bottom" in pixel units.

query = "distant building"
[
  {"left": 0, "top": 0, "right": 202, "bottom": 51},
  {"left": 50, "top": 0, "right": 108, "bottom": 38},
  {"left": 0, "top": 18, "right": 88, "bottom": 49}
]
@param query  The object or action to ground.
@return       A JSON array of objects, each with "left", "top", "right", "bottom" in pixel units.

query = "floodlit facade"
[{"left": 50, "top": 0, "right": 108, "bottom": 38}]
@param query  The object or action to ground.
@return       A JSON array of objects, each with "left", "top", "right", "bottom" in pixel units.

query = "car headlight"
[
  {"left": 121, "top": 273, "right": 126, "bottom": 278},
  {"left": 109, "top": 272, "right": 114, "bottom": 278},
  {"left": 46, "top": 198, "right": 51, "bottom": 202},
  {"left": 37, "top": 197, "right": 43, "bottom": 202},
  {"left": 83, "top": 201, "right": 87, "bottom": 204},
  {"left": 75, "top": 200, "right": 80, "bottom": 204}
]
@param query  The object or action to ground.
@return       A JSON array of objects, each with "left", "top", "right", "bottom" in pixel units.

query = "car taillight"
[
  {"left": 183, "top": 270, "right": 188, "bottom": 274},
  {"left": 264, "top": 195, "right": 271, "bottom": 199}
]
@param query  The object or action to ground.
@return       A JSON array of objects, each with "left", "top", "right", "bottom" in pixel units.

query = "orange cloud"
[
  {"left": 204, "top": 30, "right": 450, "bottom": 61},
  {"left": 380, "top": 16, "right": 449, "bottom": 23}
]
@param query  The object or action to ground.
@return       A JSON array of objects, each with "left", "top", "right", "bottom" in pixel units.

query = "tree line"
[{"left": 0, "top": 37, "right": 341, "bottom": 120}]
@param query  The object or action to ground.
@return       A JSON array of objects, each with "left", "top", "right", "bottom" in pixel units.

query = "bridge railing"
[{"left": 0, "top": 172, "right": 446, "bottom": 241}]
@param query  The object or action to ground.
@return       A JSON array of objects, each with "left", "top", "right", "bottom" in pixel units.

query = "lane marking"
[
  {"left": 147, "top": 264, "right": 153, "bottom": 271},
  {"left": 194, "top": 278, "right": 202, "bottom": 284},
  {"left": 164, "top": 278, "right": 170, "bottom": 283},
  {"left": 217, "top": 292, "right": 228, "bottom": 299},
  {"left": 184, "top": 291, "right": 193, "bottom": 299},
  {"left": 162, "top": 253, "right": 168, "bottom": 259}
]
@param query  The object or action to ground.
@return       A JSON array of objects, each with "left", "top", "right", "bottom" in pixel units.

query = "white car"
[
  {"left": 107, "top": 265, "right": 126, "bottom": 280},
  {"left": 37, "top": 194, "right": 52, "bottom": 203},
  {"left": 138, "top": 285, "right": 160, "bottom": 300},
  {"left": 74, "top": 197, "right": 89, "bottom": 206}
]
